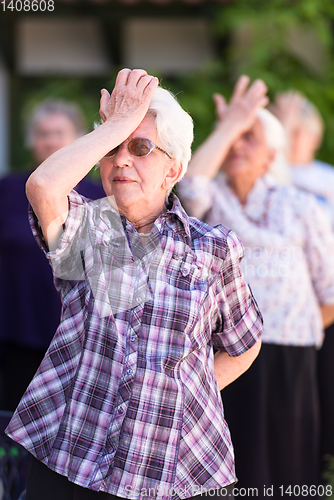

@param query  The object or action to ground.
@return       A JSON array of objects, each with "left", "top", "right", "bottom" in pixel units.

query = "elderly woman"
[
  {"left": 178, "top": 76, "right": 334, "bottom": 496},
  {"left": 6, "top": 69, "right": 263, "bottom": 500},
  {"left": 272, "top": 91, "right": 334, "bottom": 474},
  {"left": 0, "top": 99, "right": 104, "bottom": 412}
]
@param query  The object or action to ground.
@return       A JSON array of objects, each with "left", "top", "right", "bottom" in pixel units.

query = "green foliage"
[
  {"left": 166, "top": 0, "right": 334, "bottom": 164},
  {"left": 323, "top": 455, "right": 334, "bottom": 498},
  {"left": 13, "top": 0, "right": 334, "bottom": 170},
  {"left": 11, "top": 75, "right": 110, "bottom": 172}
]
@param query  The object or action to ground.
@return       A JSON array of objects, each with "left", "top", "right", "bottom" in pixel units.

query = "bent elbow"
[{"left": 26, "top": 170, "right": 54, "bottom": 210}]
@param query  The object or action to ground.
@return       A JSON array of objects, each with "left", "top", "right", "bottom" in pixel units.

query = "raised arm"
[
  {"left": 185, "top": 75, "right": 268, "bottom": 179},
  {"left": 26, "top": 69, "right": 158, "bottom": 249}
]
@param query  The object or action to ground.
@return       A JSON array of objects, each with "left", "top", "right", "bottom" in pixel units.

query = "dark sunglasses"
[{"left": 104, "top": 138, "right": 172, "bottom": 160}]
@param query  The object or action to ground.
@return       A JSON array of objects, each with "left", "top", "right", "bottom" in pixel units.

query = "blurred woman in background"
[
  {"left": 178, "top": 75, "right": 334, "bottom": 496},
  {"left": 0, "top": 99, "right": 104, "bottom": 411}
]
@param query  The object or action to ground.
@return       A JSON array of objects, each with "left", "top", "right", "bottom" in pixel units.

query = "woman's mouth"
[{"left": 113, "top": 177, "right": 135, "bottom": 183}]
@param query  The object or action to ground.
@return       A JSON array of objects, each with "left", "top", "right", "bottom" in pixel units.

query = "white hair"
[
  {"left": 147, "top": 87, "right": 194, "bottom": 181},
  {"left": 257, "top": 108, "right": 291, "bottom": 185},
  {"left": 299, "top": 99, "right": 324, "bottom": 138}
]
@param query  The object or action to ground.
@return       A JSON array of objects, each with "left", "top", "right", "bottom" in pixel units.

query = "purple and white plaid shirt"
[{"left": 6, "top": 191, "right": 262, "bottom": 499}]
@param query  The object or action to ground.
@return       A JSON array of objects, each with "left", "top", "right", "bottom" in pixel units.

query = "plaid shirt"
[{"left": 6, "top": 191, "right": 262, "bottom": 499}]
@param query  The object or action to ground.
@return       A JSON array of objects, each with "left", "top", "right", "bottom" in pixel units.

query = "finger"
[
  {"left": 213, "top": 93, "right": 227, "bottom": 121},
  {"left": 100, "top": 88, "right": 110, "bottom": 108},
  {"left": 114, "top": 68, "right": 131, "bottom": 88},
  {"left": 137, "top": 74, "right": 158, "bottom": 92},
  {"left": 230, "top": 75, "right": 251, "bottom": 103},
  {"left": 246, "top": 79, "right": 268, "bottom": 101},
  {"left": 258, "top": 96, "right": 270, "bottom": 109},
  {"left": 127, "top": 69, "right": 148, "bottom": 87},
  {"left": 99, "top": 88, "right": 110, "bottom": 122},
  {"left": 141, "top": 76, "right": 159, "bottom": 99}
]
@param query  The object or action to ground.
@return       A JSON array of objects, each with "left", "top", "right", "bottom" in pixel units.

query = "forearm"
[
  {"left": 320, "top": 304, "right": 334, "bottom": 328},
  {"left": 26, "top": 120, "right": 126, "bottom": 248},
  {"left": 185, "top": 122, "right": 240, "bottom": 179},
  {"left": 186, "top": 78, "right": 268, "bottom": 180},
  {"left": 27, "top": 119, "right": 126, "bottom": 204},
  {"left": 214, "top": 339, "right": 262, "bottom": 391}
]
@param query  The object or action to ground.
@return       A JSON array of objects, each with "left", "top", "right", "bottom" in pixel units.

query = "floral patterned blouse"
[{"left": 178, "top": 173, "right": 334, "bottom": 347}]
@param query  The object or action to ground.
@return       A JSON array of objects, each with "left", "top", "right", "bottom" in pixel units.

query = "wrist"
[{"left": 214, "top": 120, "right": 242, "bottom": 146}]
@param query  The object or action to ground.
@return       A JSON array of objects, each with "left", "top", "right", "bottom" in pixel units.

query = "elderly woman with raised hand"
[
  {"left": 178, "top": 76, "right": 334, "bottom": 497},
  {"left": 6, "top": 69, "right": 263, "bottom": 500},
  {"left": 272, "top": 91, "right": 334, "bottom": 475}
]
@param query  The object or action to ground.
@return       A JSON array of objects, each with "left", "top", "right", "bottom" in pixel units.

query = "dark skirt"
[
  {"left": 26, "top": 456, "right": 235, "bottom": 500},
  {"left": 0, "top": 342, "right": 46, "bottom": 412},
  {"left": 222, "top": 343, "right": 320, "bottom": 499},
  {"left": 318, "top": 322, "right": 334, "bottom": 472}
]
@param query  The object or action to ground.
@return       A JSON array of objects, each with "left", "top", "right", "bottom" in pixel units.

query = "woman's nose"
[
  {"left": 232, "top": 136, "right": 245, "bottom": 151},
  {"left": 114, "top": 143, "right": 132, "bottom": 166}
]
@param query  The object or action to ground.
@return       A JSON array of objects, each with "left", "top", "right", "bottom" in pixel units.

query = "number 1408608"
[
  {"left": 278, "top": 485, "right": 332, "bottom": 497},
  {"left": 2, "top": 0, "right": 54, "bottom": 11}
]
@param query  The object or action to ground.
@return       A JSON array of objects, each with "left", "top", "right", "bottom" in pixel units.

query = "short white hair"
[
  {"left": 147, "top": 87, "right": 194, "bottom": 181},
  {"left": 257, "top": 108, "right": 291, "bottom": 185}
]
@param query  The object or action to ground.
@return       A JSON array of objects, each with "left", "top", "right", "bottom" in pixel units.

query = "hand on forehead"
[{"left": 99, "top": 69, "right": 159, "bottom": 128}]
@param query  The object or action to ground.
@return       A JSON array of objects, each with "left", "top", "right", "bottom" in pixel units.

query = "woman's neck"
[
  {"left": 227, "top": 176, "right": 256, "bottom": 206},
  {"left": 119, "top": 200, "right": 167, "bottom": 234}
]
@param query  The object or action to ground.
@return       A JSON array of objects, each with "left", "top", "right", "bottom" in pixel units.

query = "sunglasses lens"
[
  {"left": 105, "top": 146, "right": 119, "bottom": 158},
  {"left": 128, "top": 139, "right": 152, "bottom": 157}
]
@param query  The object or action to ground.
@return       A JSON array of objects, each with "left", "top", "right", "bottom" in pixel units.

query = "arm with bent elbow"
[
  {"left": 185, "top": 76, "right": 268, "bottom": 180},
  {"left": 214, "top": 339, "right": 262, "bottom": 391},
  {"left": 320, "top": 304, "right": 334, "bottom": 329},
  {"left": 26, "top": 69, "right": 158, "bottom": 249}
]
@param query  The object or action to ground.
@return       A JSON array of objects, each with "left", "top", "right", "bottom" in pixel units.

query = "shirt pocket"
[{"left": 166, "top": 251, "right": 209, "bottom": 293}]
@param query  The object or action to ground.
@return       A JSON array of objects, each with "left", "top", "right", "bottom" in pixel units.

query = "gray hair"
[
  {"left": 147, "top": 87, "right": 194, "bottom": 181},
  {"left": 257, "top": 108, "right": 291, "bottom": 185},
  {"left": 298, "top": 98, "right": 324, "bottom": 138},
  {"left": 26, "top": 99, "right": 87, "bottom": 147}
]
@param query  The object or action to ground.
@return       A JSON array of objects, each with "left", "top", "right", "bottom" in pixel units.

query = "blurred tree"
[
  {"left": 164, "top": 0, "right": 334, "bottom": 163},
  {"left": 13, "top": 0, "right": 334, "bottom": 168},
  {"left": 12, "top": 76, "right": 107, "bottom": 172}
]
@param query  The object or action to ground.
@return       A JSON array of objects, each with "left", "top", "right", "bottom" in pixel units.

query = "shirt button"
[
  {"left": 118, "top": 406, "right": 124, "bottom": 415},
  {"left": 127, "top": 368, "right": 132, "bottom": 375},
  {"left": 182, "top": 267, "right": 190, "bottom": 277},
  {"left": 172, "top": 254, "right": 181, "bottom": 260},
  {"left": 136, "top": 297, "right": 141, "bottom": 304},
  {"left": 130, "top": 335, "right": 136, "bottom": 342}
]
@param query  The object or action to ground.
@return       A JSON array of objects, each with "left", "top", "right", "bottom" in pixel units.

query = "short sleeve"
[
  {"left": 29, "top": 189, "right": 89, "bottom": 282},
  {"left": 177, "top": 176, "right": 213, "bottom": 220},
  {"left": 212, "top": 229, "right": 263, "bottom": 356},
  {"left": 302, "top": 195, "right": 334, "bottom": 305}
]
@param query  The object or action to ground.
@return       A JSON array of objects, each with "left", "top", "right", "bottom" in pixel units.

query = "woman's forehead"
[
  {"left": 250, "top": 118, "right": 265, "bottom": 135},
  {"left": 129, "top": 114, "right": 157, "bottom": 141}
]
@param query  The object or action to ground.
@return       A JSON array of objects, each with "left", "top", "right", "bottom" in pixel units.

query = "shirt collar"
[
  {"left": 217, "top": 172, "right": 277, "bottom": 222},
  {"left": 156, "top": 193, "right": 191, "bottom": 238},
  {"left": 92, "top": 192, "right": 191, "bottom": 238}
]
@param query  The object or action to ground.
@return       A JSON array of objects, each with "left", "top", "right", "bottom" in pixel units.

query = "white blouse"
[
  {"left": 178, "top": 173, "right": 334, "bottom": 347},
  {"left": 291, "top": 160, "right": 334, "bottom": 229}
]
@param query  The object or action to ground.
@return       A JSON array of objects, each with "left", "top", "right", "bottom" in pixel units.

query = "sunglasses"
[{"left": 104, "top": 138, "right": 172, "bottom": 160}]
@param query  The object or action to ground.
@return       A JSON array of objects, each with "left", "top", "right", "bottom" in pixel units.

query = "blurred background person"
[
  {"left": 272, "top": 91, "right": 334, "bottom": 475},
  {"left": 178, "top": 76, "right": 334, "bottom": 497},
  {"left": 271, "top": 91, "right": 334, "bottom": 226},
  {"left": 0, "top": 99, "right": 105, "bottom": 412}
]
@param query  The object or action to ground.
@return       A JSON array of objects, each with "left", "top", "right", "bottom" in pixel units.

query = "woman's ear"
[
  {"left": 264, "top": 149, "right": 276, "bottom": 173},
  {"left": 162, "top": 161, "right": 183, "bottom": 191}
]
